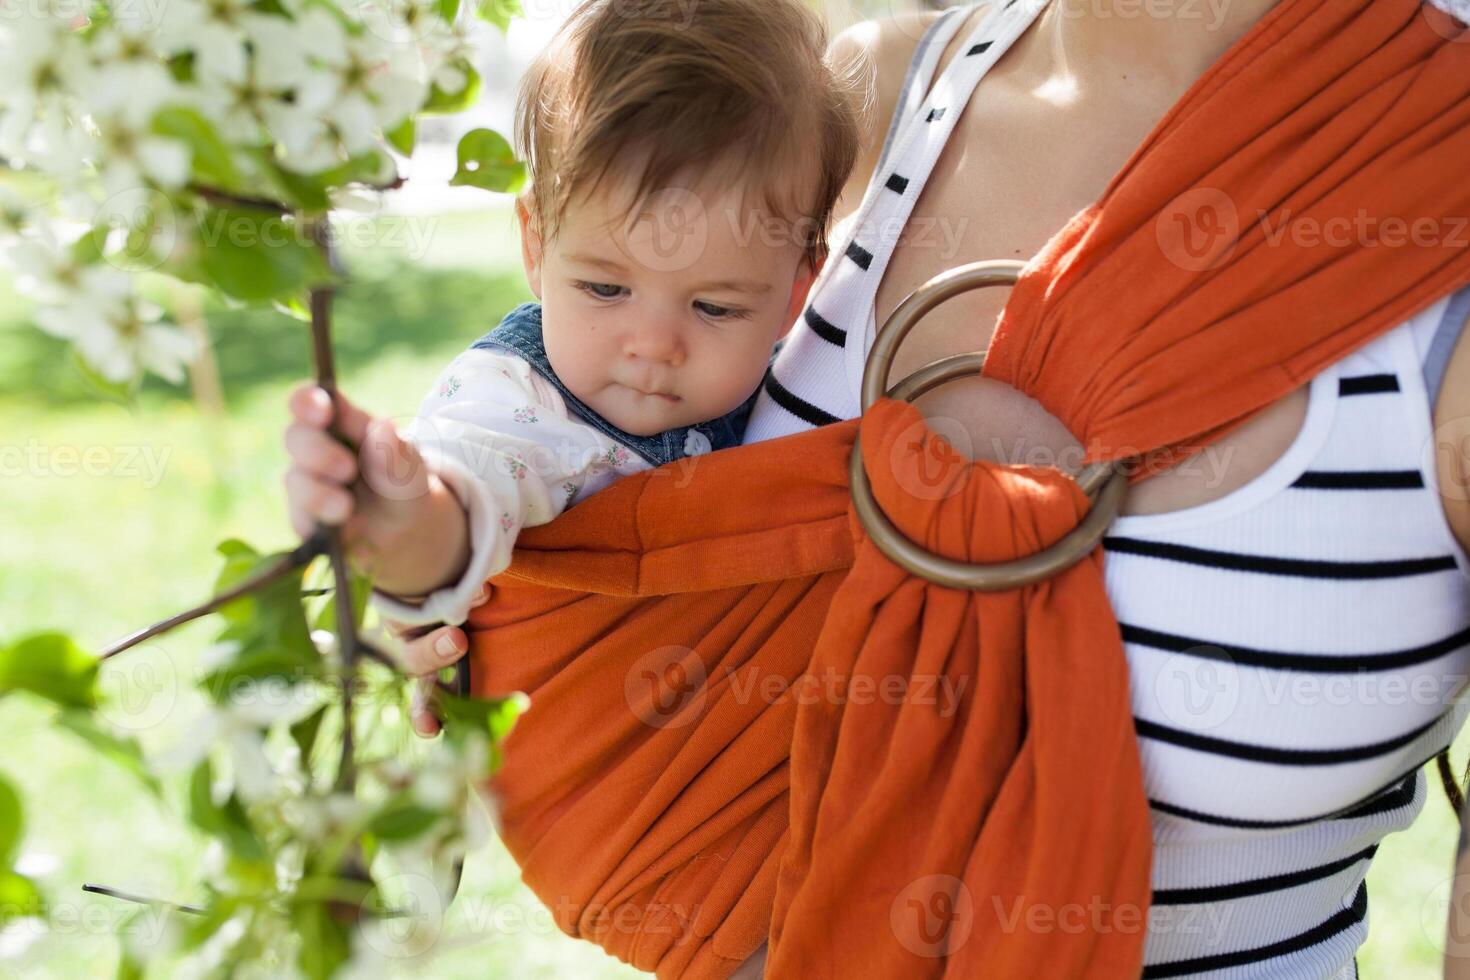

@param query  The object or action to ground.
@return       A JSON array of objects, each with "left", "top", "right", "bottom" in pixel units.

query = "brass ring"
[{"left": 850, "top": 260, "right": 1130, "bottom": 590}]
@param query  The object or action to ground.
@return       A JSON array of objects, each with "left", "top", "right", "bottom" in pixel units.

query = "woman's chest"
[{"left": 866, "top": 89, "right": 1314, "bottom": 515}]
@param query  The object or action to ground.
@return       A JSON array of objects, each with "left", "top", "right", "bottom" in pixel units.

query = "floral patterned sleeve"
[{"left": 370, "top": 348, "right": 650, "bottom": 627}]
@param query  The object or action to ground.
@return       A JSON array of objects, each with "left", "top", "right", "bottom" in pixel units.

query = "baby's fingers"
[
  {"left": 395, "top": 624, "right": 467, "bottom": 677},
  {"left": 283, "top": 467, "right": 354, "bottom": 536},
  {"left": 287, "top": 382, "right": 375, "bottom": 446},
  {"left": 283, "top": 421, "right": 359, "bottom": 484},
  {"left": 411, "top": 675, "right": 442, "bottom": 738}
]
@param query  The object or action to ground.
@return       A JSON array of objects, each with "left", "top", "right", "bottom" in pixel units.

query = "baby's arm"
[
  {"left": 369, "top": 348, "right": 626, "bottom": 626},
  {"left": 283, "top": 350, "right": 614, "bottom": 626},
  {"left": 283, "top": 383, "right": 473, "bottom": 600}
]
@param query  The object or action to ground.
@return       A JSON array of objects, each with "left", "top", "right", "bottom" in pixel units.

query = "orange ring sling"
[{"left": 464, "top": 3, "right": 1470, "bottom": 977}]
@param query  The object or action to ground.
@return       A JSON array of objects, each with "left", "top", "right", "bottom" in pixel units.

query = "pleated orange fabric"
[{"left": 466, "top": 2, "right": 1470, "bottom": 977}]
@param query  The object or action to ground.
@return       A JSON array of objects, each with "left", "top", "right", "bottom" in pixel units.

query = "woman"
[{"left": 399, "top": 1, "right": 1470, "bottom": 975}]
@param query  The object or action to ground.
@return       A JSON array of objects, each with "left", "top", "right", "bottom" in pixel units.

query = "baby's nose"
[{"left": 624, "top": 317, "right": 685, "bottom": 366}]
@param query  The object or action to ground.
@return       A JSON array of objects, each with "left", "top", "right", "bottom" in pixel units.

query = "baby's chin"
[{"left": 589, "top": 388, "right": 702, "bottom": 438}]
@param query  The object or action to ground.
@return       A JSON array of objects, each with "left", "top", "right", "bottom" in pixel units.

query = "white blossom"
[
  {"left": 0, "top": 14, "right": 92, "bottom": 171},
  {"left": 287, "top": 8, "right": 430, "bottom": 156}
]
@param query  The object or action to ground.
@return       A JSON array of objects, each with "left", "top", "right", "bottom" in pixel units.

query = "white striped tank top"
[{"left": 743, "top": 1, "right": 1470, "bottom": 975}]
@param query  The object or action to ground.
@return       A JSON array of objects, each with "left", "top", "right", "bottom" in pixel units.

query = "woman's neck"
[{"left": 1033, "top": 0, "right": 1284, "bottom": 100}]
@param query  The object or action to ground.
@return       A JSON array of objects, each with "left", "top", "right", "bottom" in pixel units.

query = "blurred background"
[{"left": 2, "top": 0, "right": 1466, "bottom": 976}]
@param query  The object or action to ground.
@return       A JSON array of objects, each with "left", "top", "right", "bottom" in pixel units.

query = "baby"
[{"left": 283, "top": 0, "right": 862, "bottom": 636}]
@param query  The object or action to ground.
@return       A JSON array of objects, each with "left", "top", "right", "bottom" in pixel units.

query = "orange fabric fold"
[{"left": 467, "top": 2, "right": 1470, "bottom": 977}]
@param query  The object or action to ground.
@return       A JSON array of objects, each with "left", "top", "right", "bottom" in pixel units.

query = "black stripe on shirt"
[
  {"left": 967, "top": 41, "right": 993, "bottom": 56},
  {"left": 803, "top": 307, "right": 846, "bottom": 347},
  {"left": 1103, "top": 536, "right": 1459, "bottom": 580},
  {"left": 1332, "top": 771, "right": 1419, "bottom": 821},
  {"left": 1141, "top": 882, "right": 1366, "bottom": 978},
  {"left": 762, "top": 373, "right": 840, "bottom": 428},
  {"left": 884, "top": 173, "right": 910, "bottom": 195},
  {"left": 1118, "top": 622, "right": 1470, "bottom": 673},
  {"left": 1292, "top": 470, "right": 1425, "bottom": 490},
  {"left": 1339, "top": 374, "right": 1400, "bottom": 396},
  {"left": 1151, "top": 766, "right": 1421, "bottom": 830},
  {"left": 1134, "top": 711, "right": 1442, "bottom": 765},
  {"left": 845, "top": 241, "right": 873, "bottom": 271},
  {"left": 926, "top": 106, "right": 947, "bottom": 123},
  {"left": 1151, "top": 844, "right": 1377, "bottom": 906}
]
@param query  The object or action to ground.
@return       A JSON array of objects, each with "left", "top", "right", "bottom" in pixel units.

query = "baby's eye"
[
  {"left": 575, "top": 281, "right": 626, "bottom": 300},
  {"left": 694, "top": 300, "right": 752, "bottom": 321}
]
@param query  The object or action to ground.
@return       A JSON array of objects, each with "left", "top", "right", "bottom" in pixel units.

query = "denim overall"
[{"left": 469, "top": 302, "right": 783, "bottom": 467}]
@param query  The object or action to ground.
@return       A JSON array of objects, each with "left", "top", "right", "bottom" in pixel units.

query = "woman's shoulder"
[
  {"left": 1435, "top": 302, "right": 1470, "bottom": 552},
  {"left": 827, "top": 9, "right": 949, "bottom": 218}
]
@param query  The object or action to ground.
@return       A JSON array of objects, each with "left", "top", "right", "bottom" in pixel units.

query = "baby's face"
[{"left": 518, "top": 169, "right": 816, "bottom": 438}]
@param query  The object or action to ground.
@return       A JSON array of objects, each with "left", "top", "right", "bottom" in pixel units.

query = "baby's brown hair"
[{"left": 515, "top": 0, "right": 867, "bottom": 272}]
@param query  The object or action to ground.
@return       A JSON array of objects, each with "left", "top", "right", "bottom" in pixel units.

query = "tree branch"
[{"left": 100, "top": 531, "right": 328, "bottom": 659}]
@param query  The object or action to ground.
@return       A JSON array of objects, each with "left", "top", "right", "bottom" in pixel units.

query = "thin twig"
[
  {"left": 82, "top": 883, "right": 206, "bottom": 915},
  {"left": 304, "top": 218, "right": 362, "bottom": 795},
  {"left": 188, "top": 175, "right": 407, "bottom": 215},
  {"left": 100, "top": 531, "right": 329, "bottom": 659}
]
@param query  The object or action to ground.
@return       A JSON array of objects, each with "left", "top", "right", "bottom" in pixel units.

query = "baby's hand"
[{"left": 282, "top": 383, "right": 434, "bottom": 579}]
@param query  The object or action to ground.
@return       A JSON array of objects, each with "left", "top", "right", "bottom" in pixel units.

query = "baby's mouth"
[{"left": 628, "top": 384, "right": 680, "bottom": 403}]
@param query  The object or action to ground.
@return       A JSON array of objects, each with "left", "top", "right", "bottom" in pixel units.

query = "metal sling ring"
[{"left": 849, "top": 259, "right": 1131, "bottom": 591}]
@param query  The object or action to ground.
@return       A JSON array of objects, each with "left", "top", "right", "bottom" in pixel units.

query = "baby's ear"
[{"left": 516, "top": 196, "right": 544, "bottom": 299}]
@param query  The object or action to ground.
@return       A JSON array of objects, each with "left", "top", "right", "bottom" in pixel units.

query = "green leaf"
[
  {"left": 436, "top": 0, "right": 461, "bottom": 22},
  {"left": 0, "top": 633, "right": 100, "bottom": 709},
  {"left": 203, "top": 540, "right": 319, "bottom": 698},
  {"left": 430, "top": 692, "right": 525, "bottom": 774},
  {"left": 192, "top": 207, "right": 334, "bottom": 303},
  {"left": 477, "top": 0, "right": 521, "bottom": 31},
  {"left": 314, "top": 150, "right": 390, "bottom": 188},
  {"left": 386, "top": 117, "right": 416, "bottom": 157},
  {"left": 187, "top": 760, "right": 267, "bottom": 862},
  {"left": 54, "top": 711, "right": 162, "bottom": 797},
  {"left": 165, "top": 51, "right": 195, "bottom": 84},
  {"left": 255, "top": 155, "right": 332, "bottom": 213},
  {"left": 290, "top": 704, "right": 328, "bottom": 773},
  {"left": 68, "top": 349, "right": 141, "bottom": 406},
  {"left": 0, "top": 775, "right": 21, "bottom": 866},
  {"left": 271, "top": 294, "right": 311, "bottom": 322},
  {"left": 293, "top": 900, "right": 352, "bottom": 980},
  {"left": 450, "top": 129, "right": 525, "bottom": 195},
  {"left": 152, "top": 106, "right": 242, "bottom": 191},
  {"left": 0, "top": 870, "right": 39, "bottom": 924},
  {"left": 422, "top": 60, "right": 481, "bottom": 115},
  {"left": 368, "top": 797, "right": 440, "bottom": 841},
  {"left": 311, "top": 571, "right": 372, "bottom": 635}
]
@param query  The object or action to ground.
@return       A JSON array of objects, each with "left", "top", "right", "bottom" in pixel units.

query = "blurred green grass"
[{"left": 1, "top": 204, "right": 1467, "bottom": 978}]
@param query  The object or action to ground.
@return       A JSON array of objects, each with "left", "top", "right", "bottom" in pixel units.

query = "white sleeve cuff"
[{"left": 368, "top": 451, "right": 508, "bottom": 628}]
